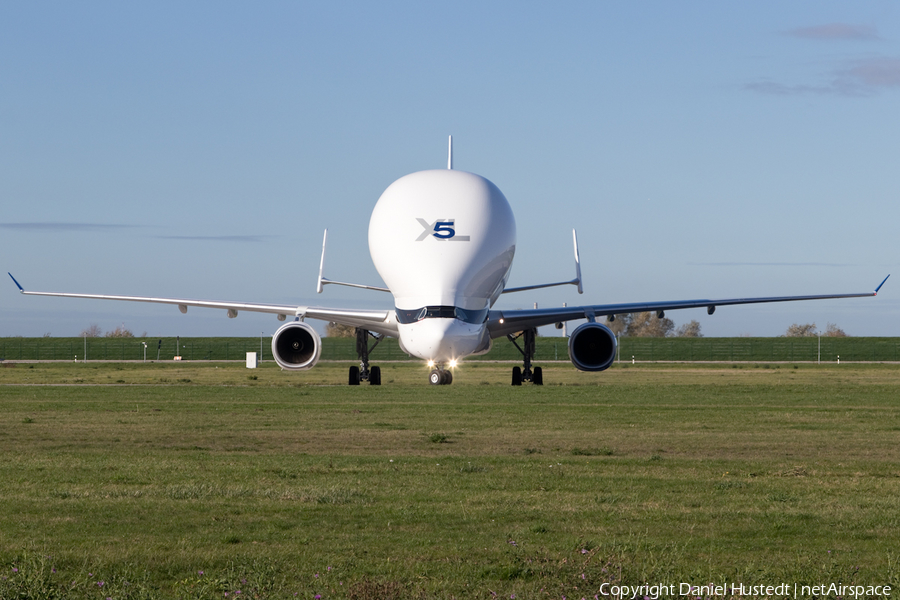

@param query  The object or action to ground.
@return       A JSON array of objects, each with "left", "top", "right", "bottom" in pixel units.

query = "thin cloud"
[
  {"left": 838, "top": 57, "right": 900, "bottom": 88},
  {"left": 743, "top": 80, "right": 835, "bottom": 96},
  {"left": 746, "top": 57, "right": 900, "bottom": 97},
  {"left": 747, "top": 23, "right": 897, "bottom": 97},
  {"left": 786, "top": 23, "right": 879, "bottom": 41},
  {"left": 156, "top": 235, "right": 268, "bottom": 243},
  {"left": 691, "top": 262, "right": 854, "bottom": 267},
  {"left": 0, "top": 222, "right": 137, "bottom": 232}
]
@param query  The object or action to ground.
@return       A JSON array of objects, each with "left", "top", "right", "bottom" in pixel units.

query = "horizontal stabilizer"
[
  {"left": 503, "top": 229, "right": 583, "bottom": 295},
  {"left": 317, "top": 229, "right": 389, "bottom": 293}
]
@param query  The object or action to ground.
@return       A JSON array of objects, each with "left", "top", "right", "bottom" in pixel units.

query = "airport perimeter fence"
[
  {"left": 617, "top": 337, "right": 900, "bottom": 363},
  {"left": 0, "top": 336, "right": 545, "bottom": 362},
  {"left": 2, "top": 336, "right": 900, "bottom": 363}
]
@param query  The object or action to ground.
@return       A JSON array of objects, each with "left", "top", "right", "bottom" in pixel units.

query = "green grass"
[{"left": 1, "top": 362, "right": 898, "bottom": 598}]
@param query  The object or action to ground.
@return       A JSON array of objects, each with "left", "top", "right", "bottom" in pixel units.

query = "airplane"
[{"left": 8, "top": 138, "right": 890, "bottom": 386}]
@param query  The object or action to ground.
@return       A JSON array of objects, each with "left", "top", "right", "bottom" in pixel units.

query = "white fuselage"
[{"left": 368, "top": 169, "right": 516, "bottom": 363}]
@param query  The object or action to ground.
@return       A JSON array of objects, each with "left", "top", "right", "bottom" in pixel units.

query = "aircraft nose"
[{"left": 399, "top": 319, "right": 485, "bottom": 363}]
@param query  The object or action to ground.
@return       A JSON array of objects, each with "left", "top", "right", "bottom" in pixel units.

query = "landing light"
[
  {"left": 449, "top": 359, "right": 458, "bottom": 369},
  {"left": 427, "top": 360, "right": 435, "bottom": 368}
]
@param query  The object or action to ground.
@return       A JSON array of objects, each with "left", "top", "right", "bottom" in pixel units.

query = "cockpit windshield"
[{"left": 396, "top": 305, "right": 489, "bottom": 325}]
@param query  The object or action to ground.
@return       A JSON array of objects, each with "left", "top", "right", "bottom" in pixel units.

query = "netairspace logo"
[{"left": 597, "top": 582, "right": 892, "bottom": 599}]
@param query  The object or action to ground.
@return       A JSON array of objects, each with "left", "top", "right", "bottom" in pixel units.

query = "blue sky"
[{"left": 2, "top": 1, "right": 898, "bottom": 338}]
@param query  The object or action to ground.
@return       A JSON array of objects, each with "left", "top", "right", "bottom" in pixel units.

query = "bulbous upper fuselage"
[{"left": 368, "top": 169, "right": 516, "bottom": 361}]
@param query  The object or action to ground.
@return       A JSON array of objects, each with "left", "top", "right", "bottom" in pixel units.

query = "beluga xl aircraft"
[{"left": 9, "top": 138, "right": 889, "bottom": 385}]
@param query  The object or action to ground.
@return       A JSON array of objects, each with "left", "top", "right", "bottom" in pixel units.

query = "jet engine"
[
  {"left": 271, "top": 321, "right": 322, "bottom": 371},
  {"left": 567, "top": 322, "right": 617, "bottom": 372}
]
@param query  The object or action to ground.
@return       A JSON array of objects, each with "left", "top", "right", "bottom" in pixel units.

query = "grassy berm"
[{"left": 0, "top": 361, "right": 898, "bottom": 599}]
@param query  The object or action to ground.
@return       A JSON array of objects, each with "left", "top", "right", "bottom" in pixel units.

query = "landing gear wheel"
[
  {"left": 352, "top": 327, "right": 384, "bottom": 386},
  {"left": 508, "top": 328, "right": 542, "bottom": 385},
  {"left": 429, "top": 369, "right": 443, "bottom": 385},
  {"left": 442, "top": 370, "right": 453, "bottom": 385}
]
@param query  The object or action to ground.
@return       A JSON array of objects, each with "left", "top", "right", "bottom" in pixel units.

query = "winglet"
[
  {"left": 572, "top": 229, "right": 583, "bottom": 294},
  {"left": 875, "top": 274, "right": 890, "bottom": 295},
  {"left": 8, "top": 273, "right": 24, "bottom": 292},
  {"left": 316, "top": 229, "right": 328, "bottom": 294}
]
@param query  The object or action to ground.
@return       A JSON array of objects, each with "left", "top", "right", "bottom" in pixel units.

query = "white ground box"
[{"left": 246, "top": 352, "right": 258, "bottom": 368}]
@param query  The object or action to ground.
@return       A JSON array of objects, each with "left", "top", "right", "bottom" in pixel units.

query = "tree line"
[
  {"left": 79, "top": 324, "right": 147, "bottom": 338},
  {"left": 327, "top": 315, "right": 848, "bottom": 339},
  {"left": 73, "top": 317, "right": 843, "bottom": 341},
  {"left": 326, "top": 314, "right": 705, "bottom": 339}
]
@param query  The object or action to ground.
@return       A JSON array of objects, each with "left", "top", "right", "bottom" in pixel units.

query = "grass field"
[{"left": 1, "top": 361, "right": 898, "bottom": 599}]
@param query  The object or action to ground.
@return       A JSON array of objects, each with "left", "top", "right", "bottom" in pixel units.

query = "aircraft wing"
[
  {"left": 8, "top": 274, "right": 397, "bottom": 337},
  {"left": 486, "top": 275, "right": 890, "bottom": 339}
]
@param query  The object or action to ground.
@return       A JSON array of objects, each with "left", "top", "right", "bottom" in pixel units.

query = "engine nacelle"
[
  {"left": 271, "top": 321, "right": 322, "bottom": 371},
  {"left": 568, "top": 322, "right": 617, "bottom": 372}
]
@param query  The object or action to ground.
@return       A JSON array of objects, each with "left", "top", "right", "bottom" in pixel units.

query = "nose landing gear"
[
  {"left": 349, "top": 327, "right": 383, "bottom": 385},
  {"left": 507, "top": 328, "right": 543, "bottom": 386},
  {"left": 429, "top": 367, "right": 453, "bottom": 385}
]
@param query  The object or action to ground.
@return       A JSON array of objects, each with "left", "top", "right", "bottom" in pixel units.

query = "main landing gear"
[
  {"left": 349, "top": 327, "right": 383, "bottom": 385},
  {"left": 507, "top": 328, "right": 543, "bottom": 386}
]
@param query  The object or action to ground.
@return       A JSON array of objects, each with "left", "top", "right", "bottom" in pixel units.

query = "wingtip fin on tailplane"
[
  {"left": 572, "top": 229, "right": 583, "bottom": 294},
  {"left": 316, "top": 229, "right": 328, "bottom": 294}
]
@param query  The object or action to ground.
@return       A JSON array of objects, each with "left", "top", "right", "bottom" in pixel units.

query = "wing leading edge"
[
  {"left": 487, "top": 275, "right": 890, "bottom": 338},
  {"left": 8, "top": 271, "right": 889, "bottom": 344},
  {"left": 8, "top": 273, "right": 397, "bottom": 337}
]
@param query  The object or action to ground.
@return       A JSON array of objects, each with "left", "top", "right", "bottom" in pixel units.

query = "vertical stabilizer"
[{"left": 448, "top": 135, "right": 453, "bottom": 169}]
